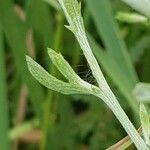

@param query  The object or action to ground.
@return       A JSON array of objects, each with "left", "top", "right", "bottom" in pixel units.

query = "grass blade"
[
  {"left": 86, "top": 0, "right": 138, "bottom": 85},
  {"left": 130, "top": 36, "right": 150, "bottom": 62},
  {"left": 120, "top": 0, "right": 150, "bottom": 18},
  {"left": 26, "top": 0, "right": 53, "bottom": 48},
  {"left": 0, "top": 25, "right": 11, "bottom": 150},
  {"left": 0, "top": 0, "right": 44, "bottom": 120}
]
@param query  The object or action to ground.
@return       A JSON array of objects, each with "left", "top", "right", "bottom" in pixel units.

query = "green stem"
[
  {"left": 95, "top": 91, "right": 148, "bottom": 150},
  {"left": 58, "top": 0, "right": 148, "bottom": 149},
  {"left": 76, "top": 17, "right": 149, "bottom": 150}
]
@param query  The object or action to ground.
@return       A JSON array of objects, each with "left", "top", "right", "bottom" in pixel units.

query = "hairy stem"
[{"left": 58, "top": 0, "right": 149, "bottom": 149}]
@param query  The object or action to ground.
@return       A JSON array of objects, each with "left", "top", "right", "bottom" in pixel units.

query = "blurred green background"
[{"left": 0, "top": 0, "right": 150, "bottom": 149}]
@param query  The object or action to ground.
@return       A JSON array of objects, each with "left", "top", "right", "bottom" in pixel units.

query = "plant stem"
[
  {"left": 57, "top": 0, "right": 148, "bottom": 148},
  {"left": 79, "top": 29, "right": 148, "bottom": 150},
  {"left": 76, "top": 22, "right": 148, "bottom": 149},
  {"left": 96, "top": 90, "right": 148, "bottom": 150}
]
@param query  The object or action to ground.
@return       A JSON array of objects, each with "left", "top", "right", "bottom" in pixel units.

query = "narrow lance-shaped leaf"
[
  {"left": 140, "top": 103, "right": 150, "bottom": 145},
  {"left": 48, "top": 48, "right": 81, "bottom": 83},
  {"left": 58, "top": 0, "right": 109, "bottom": 90},
  {"left": 26, "top": 54, "right": 99, "bottom": 95}
]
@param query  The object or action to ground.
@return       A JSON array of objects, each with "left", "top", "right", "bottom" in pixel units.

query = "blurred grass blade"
[
  {"left": 86, "top": 0, "right": 138, "bottom": 85},
  {"left": 26, "top": 0, "right": 53, "bottom": 48},
  {"left": 134, "top": 83, "right": 150, "bottom": 102},
  {"left": 130, "top": 36, "right": 150, "bottom": 62},
  {"left": 116, "top": 12, "right": 148, "bottom": 24},
  {"left": 140, "top": 103, "right": 150, "bottom": 145},
  {"left": 120, "top": 0, "right": 150, "bottom": 18},
  {"left": 9, "top": 119, "right": 39, "bottom": 140},
  {"left": 44, "top": 0, "right": 60, "bottom": 10},
  {"left": 0, "top": 25, "right": 10, "bottom": 150},
  {"left": 107, "top": 126, "right": 142, "bottom": 150},
  {"left": 0, "top": 0, "right": 44, "bottom": 120},
  {"left": 142, "top": 50, "right": 150, "bottom": 82}
]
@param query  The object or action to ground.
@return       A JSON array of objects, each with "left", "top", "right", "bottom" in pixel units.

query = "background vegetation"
[{"left": 0, "top": 0, "right": 150, "bottom": 149}]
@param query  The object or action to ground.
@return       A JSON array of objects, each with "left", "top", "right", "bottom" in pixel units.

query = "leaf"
[
  {"left": 142, "top": 50, "right": 150, "bottom": 82},
  {"left": 130, "top": 36, "right": 150, "bottom": 62},
  {"left": 48, "top": 48, "right": 81, "bottom": 83},
  {"left": 120, "top": 0, "right": 150, "bottom": 18},
  {"left": 86, "top": 0, "right": 138, "bottom": 86},
  {"left": 116, "top": 12, "right": 148, "bottom": 24},
  {"left": 0, "top": 24, "right": 10, "bottom": 150},
  {"left": 140, "top": 103, "right": 150, "bottom": 145},
  {"left": 26, "top": 0, "right": 53, "bottom": 47},
  {"left": 26, "top": 54, "right": 97, "bottom": 95},
  {"left": 44, "top": 0, "right": 60, "bottom": 10},
  {"left": 0, "top": 0, "right": 44, "bottom": 120},
  {"left": 26, "top": 0, "right": 53, "bottom": 69},
  {"left": 134, "top": 83, "right": 150, "bottom": 102}
]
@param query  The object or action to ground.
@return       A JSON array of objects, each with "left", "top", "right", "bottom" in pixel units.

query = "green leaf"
[
  {"left": 116, "top": 12, "right": 148, "bottom": 24},
  {"left": 86, "top": 0, "right": 138, "bottom": 85},
  {"left": 26, "top": 0, "right": 53, "bottom": 70},
  {"left": 134, "top": 83, "right": 150, "bottom": 102},
  {"left": 48, "top": 48, "right": 81, "bottom": 83},
  {"left": 26, "top": 54, "right": 97, "bottom": 95},
  {"left": 26, "top": 0, "right": 53, "bottom": 48},
  {"left": 130, "top": 36, "right": 150, "bottom": 62},
  {"left": 142, "top": 50, "right": 150, "bottom": 82},
  {"left": 0, "top": 0, "right": 44, "bottom": 120},
  {"left": 120, "top": 0, "right": 150, "bottom": 18},
  {"left": 140, "top": 103, "right": 150, "bottom": 145},
  {"left": 0, "top": 24, "right": 10, "bottom": 150},
  {"left": 44, "top": 0, "right": 60, "bottom": 10}
]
